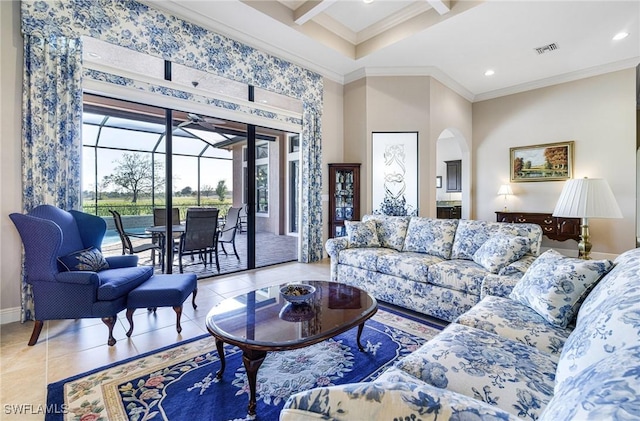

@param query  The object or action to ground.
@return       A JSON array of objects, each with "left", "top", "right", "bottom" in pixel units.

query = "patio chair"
[
  {"left": 178, "top": 208, "right": 220, "bottom": 273},
  {"left": 152, "top": 207, "right": 182, "bottom": 258},
  {"left": 109, "top": 210, "right": 162, "bottom": 268},
  {"left": 9, "top": 205, "right": 154, "bottom": 346},
  {"left": 153, "top": 207, "right": 181, "bottom": 226},
  {"left": 218, "top": 207, "right": 241, "bottom": 260},
  {"left": 238, "top": 204, "right": 248, "bottom": 233}
]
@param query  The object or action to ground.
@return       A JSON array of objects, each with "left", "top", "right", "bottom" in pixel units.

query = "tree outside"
[
  {"left": 215, "top": 180, "right": 229, "bottom": 202},
  {"left": 102, "top": 153, "right": 164, "bottom": 203}
]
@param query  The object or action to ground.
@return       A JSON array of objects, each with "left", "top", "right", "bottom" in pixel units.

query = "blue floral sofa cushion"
[
  {"left": 345, "top": 220, "right": 380, "bottom": 248},
  {"left": 481, "top": 272, "right": 526, "bottom": 299},
  {"left": 450, "top": 220, "right": 502, "bottom": 260},
  {"left": 376, "top": 252, "right": 444, "bottom": 283},
  {"left": 403, "top": 217, "right": 458, "bottom": 259},
  {"left": 555, "top": 247, "right": 640, "bottom": 388},
  {"left": 281, "top": 379, "right": 520, "bottom": 421},
  {"left": 455, "top": 295, "right": 572, "bottom": 357},
  {"left": 427, "top": 260, "right": 488, "bottom": 295},
  {"left": 393, "top": 323, "right": 557, "bottom": 420},
  {"left": 510, "top": 249, "right": 613, "bottom": 328},
  {"left": 472, "top": 235, "right": 530, "bottom": 274},
  {"left": 362, "top": 214, "right": 410, "bottom": 251},
  {"left": 541, "top": 345, "right": 640, "bottom": 421},
  {"left": 337, "top": 248, "right": 395, "bottom": 272}
]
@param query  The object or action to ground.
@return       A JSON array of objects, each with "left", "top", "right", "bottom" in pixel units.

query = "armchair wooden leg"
[
  {"left": 192, "top": 287, "right": 198, "bottom": 309},
  {"left": 173, "top": 305, "right": 183, "bottom": 333},
  {"left": 125, "top": 309, "right": 135, "bottom": 337},
  {"left": 28, "top": 320, "right": 44, "bottom": 346},
  {"left": 101, "top": 316, "right": 117, "bottom": 346}
]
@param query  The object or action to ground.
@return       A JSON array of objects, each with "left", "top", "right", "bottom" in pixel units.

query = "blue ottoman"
[{"left": 125, "top": 273, "right": 198, "bottom": 337}]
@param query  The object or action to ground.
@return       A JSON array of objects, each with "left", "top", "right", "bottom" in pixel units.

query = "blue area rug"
[{"left": 46, "top": 307, "right": 443, "bottom": 421}]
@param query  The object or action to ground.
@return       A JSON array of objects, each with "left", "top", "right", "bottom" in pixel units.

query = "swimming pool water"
[{"left": 102, "top": 228, "right": 148, "bottom": 246}]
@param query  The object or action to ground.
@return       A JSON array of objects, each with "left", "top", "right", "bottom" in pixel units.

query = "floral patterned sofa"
[
  {"left": 281, "top": 247, "right": 639, "bottom": 420},
  {"left": 325, "top": 215, "right": 543, "bottom": 321}
]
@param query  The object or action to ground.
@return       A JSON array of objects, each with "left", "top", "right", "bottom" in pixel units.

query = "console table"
[{"left": 495, "top": 211, "right": 580, "bottom": 242}]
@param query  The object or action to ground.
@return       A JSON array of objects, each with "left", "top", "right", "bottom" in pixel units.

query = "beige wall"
[
  {"left": 343, "top": 76, "right": 472, "bottom": 218},
  {"left": 1, "top": 0, "right": 24, "bottom": 321},
  {"left": 473, "top": 69, "right": 637, "bottom": 257},
  {"left": 429, "top": 78, "right": 473, "bottom": 218},
  {"left": 321, "top": 78, "right": 344, "bottom": 242}
]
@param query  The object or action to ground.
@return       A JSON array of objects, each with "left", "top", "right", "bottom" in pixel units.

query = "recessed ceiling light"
[
  {"left": 613, "top": 32, "right": 629, "bottom": 41},
  {"left": 87, "top": 52, "right": 100, "bottom": 59},
  {"left": 484, "top": 69, "right": 495, "bottom": 76},
  {"left": 363, "top": 0, "right": 374, "bottom": 4}
]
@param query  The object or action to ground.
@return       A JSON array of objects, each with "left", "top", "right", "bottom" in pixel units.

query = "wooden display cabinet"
[{"left": 328, "top": 163, "right": 361, "bottom": 238}]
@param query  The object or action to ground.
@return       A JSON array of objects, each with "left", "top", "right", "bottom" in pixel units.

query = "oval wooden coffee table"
[{"left": 205, "top": 280, "right": 378, "bottom": 415}]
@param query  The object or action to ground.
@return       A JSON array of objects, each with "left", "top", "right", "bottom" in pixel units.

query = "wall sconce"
[
  {"left": 497, "top": 184, "right": 513, "bottom": 211},
  {"left": 552, "top": 177, "right": 622, "bottom": 259}
]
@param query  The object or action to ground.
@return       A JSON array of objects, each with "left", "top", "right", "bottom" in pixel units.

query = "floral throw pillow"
[
  {"left": 58, "top": 247, "right": 110, "bottom": 272},
  {"left": 510, "top": 249, "right": 614, "bottom": 327},
  {"left": 345, "top": 220, "right": 380, "bottom": 248},
  {"left": 472, "top": 235, "right": 530, "bottom": 274}
]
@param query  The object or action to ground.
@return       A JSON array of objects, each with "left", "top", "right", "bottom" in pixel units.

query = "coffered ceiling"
[{"left": 138, "top": 1, "right": 639, "bottom": 101}]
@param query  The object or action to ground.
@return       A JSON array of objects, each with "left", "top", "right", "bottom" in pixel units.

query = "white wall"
[
  {"left": 473, "top": 69, "right": 637, "bottom": 257},
  {"left": 1, "top": 0, "right": 24, "bottom": 323}
]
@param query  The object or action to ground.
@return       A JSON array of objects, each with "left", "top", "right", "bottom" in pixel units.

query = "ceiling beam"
[
  {"left": 426, "top": 0, "right": 450, "bottom": 15},
  {"left": 294, "top": 0, "right": 338, "bottom": 25}
]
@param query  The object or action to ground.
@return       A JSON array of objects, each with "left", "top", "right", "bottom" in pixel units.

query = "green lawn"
[{"left": 82, "top": 197, "right": 232, "bottom": 218}]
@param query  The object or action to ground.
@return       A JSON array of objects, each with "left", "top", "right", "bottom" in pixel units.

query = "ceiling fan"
[{"left": 176, "top": 113, "right": 226, "bottom": 131}]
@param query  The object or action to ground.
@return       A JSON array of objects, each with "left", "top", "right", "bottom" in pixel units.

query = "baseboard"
[{"left": 0, "top": 306, "right": 21, "bottom": 325}]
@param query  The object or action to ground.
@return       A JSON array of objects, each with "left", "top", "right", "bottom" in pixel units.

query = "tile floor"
[{"left": 0, "top": 260, "right": 331, "bottom": 420}]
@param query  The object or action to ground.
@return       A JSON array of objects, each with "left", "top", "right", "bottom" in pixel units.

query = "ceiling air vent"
[{"left": 534, "top": 43, "right": 559, "bottom": 55}]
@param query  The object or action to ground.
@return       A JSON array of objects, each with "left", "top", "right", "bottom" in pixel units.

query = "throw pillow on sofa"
[
  {"left": 362, "top": 214, "right": 410, "bottom": 251},
  {"left": 58, "top": 246, "right": 110, "bottom": 272},
  {"left": 510, "top": 249, "right": 614, "bottom": 328},
  {"left": 472, "top": 235, "right": 530, "bottom": 274},
  {"left": 345, "top": 220, "right": 380, "bottom": 248}
]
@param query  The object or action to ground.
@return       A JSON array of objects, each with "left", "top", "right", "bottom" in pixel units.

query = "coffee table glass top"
[{"left": 206, "top": 281, "right": 377, "bottom": 349}]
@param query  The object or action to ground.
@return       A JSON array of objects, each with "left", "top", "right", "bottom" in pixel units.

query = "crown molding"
[
  {"left": 343, "top": 66, "right": 475, "bottom": 102},
  {"left": 474, "top": 57, "right": 640, "bottom": 102}
]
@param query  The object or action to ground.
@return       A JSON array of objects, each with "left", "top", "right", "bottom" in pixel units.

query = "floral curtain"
[
  {"left": 21, "top": 1, "right": 324, "bottom": 264},
  {"left": 20, "top": 33, "right": 83, "bottom": 320},
  {"left": 301, "top": 106, "right": 323, "bottom": 262}
]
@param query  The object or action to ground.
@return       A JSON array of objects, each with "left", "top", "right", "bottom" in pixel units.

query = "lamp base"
[{"left": 578, "top": 218, "right": 592, "bottom": 260}]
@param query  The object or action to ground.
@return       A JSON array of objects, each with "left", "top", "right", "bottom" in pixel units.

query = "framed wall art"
[
  {"left": 372, "top": 132, "right": 418, "bottom": 216},
  {"left": 510, "top": 141, "right": 574, "bottom": 182}
]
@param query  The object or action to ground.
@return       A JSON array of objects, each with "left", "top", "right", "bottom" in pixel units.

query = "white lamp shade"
[
  {"left": 497, "top": 184, "right": 513, "bottom": 196},
  {"left": 552, "top": 177, "right": 622, "bottom": 219}
]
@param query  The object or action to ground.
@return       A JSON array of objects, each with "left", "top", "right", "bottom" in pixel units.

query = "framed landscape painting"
[{"left": 510, "top": 141, "right": 574, "bottom": 182}]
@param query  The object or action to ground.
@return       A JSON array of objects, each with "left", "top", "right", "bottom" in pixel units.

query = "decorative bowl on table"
[
  {"left": 280, "top": 283, "right": 316, "bottom": 304},
  {"left": 279, "top": 302, "right": 315, "bottom": 322}
]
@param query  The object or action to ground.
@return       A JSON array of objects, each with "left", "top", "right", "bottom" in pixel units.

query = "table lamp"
[
  {"left": 497, "top": 184, "right": 513, "bottom": 211},
  {"left": 552, "top": 177, "right": 622, "bottom": 259}
]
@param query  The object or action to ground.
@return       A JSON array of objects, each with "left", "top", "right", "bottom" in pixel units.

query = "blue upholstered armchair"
[{"left": 10, "top": 205, "right": 153, "bottom": 346}]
